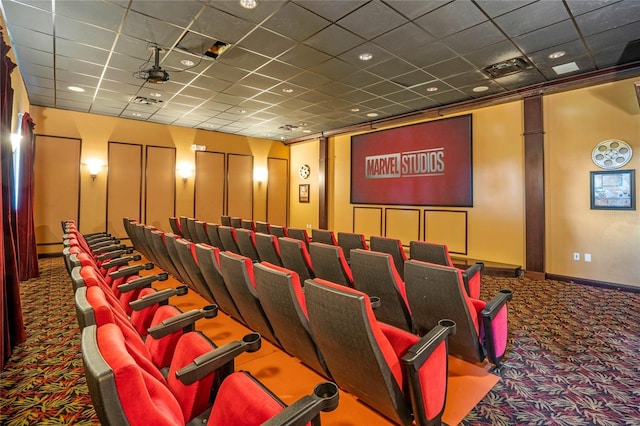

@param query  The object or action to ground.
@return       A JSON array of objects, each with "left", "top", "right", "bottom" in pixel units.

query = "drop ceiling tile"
[
  {"left": 190, "top": 6, "right": 254, "bottom": 44},
  {"left": 338, "top": 42, "right": 394, "bottom": 67},
  {"left": 288, "top": 71, "right": 333, "bottom": 90},
  {"left": 512, "top": 20, "right": 580, "bottom": 54},
  {"left": 129, "top": 0, "right": 204, "bottom": 28},
  {"left": 55, "top": 70, "right": 100, "bottom": 88},
  {"left": 163, "top": 69, "right": 198, "bottom": 85},
  {"left": 277, "top": 44, "right": 332, "bottom": 68},
  {"left": 257, "top": 60, "right": 302, "bottom": 81},
  {"left": 526, "top": 39, "right": 590, "bottom": 68},
  {"left": 428, "top": 89, "right": 470, "bottom": 104},
  {"left": 7, "top": 26, "right": 53, "bottom": 53},
  {"left": 539, "top": 55, "right": 597, "bottom": 80},
  {"left": 383, "top": 0, "right": 450, "bottom": 20},
  {"left": 474, "top": 0, "right": 535, "bottom": 18},
  {"left": 217, "top": 47, "right": 271, "bottom": 71},
  {"left": 337, "top": 1, "right": 407, "bottom": 40},
  {"left": 56, "top": 98, "right": 92, "bottom": 111},
  {"left": 56, "top": 0, "right": 125, "bottom": 31},
  {"left": 391, "top": 70, "right": 436, "bottom": 88},
  {"left": 11, "top": 46, "right": 53, "bottom": 67},
  {"left": 363, "top": 80, "right": 406, "bottom": 96},
  {"left": 9, "top": 0, "right": 52, "bottom": 12},
  {"left": 338, "top": 70, "right": 382, "bottom": 87},
  {"left": 120, "top": 10, "right": 184, "bottom": 48},
  {"left": 191, "top": 76, "right": 233, "bottom": 93},
  {"left": 56, "top": 40, "right": 110, "bottom": 66},
  {"left": 18, "top": 62, "right": 54, "bottom": 79},
  {"left": 313, "top": 58, "right": 359, "bottom": 80},
  {"left": 294, "top": 0, "right": 368, "bottom": 22},
  {"left": 208, "top": 0, "right": 287, "bottom": 25},
  {"left": 458, "top": 80, "right": 505, "bottom": 98},
  {"left": 341, "top": 89, "right": 376, "bottom": 103},
  {"left": 424, "top": 56, "right": 475, "bottom": 79},
  {"left": 575, "top": 1, "right": 640, "bottom": 36},
  {"left": 2, "top": 1, "right": 52, "bottom": 33},
  {"left": 210, "top": 92, "right": 245, "bottom": 106},
  {"left": 493, "top": 68, "right": 547, "bottom": 91},
  {"left": 251, "top": 91, "right": 287, "bottom": 105},
  {"left": 366, "top": 57, "right": 416, "bottom": 79},
  {"left": 442, "top": 70, "right": 490, "bottom": 87},
  {"left": 441, "top": 21, "right": 507, "bottom": 55},
  {"left": 223, "top": 84, "right": 262, "bottom": 98},
  {"left": 360, "top": 96, "right": 395, "bottom": 109},
  {"left": 239, "top": 73, "right": 280, "bottom": 91},
  {"left": 301, "top": 103, "right": 333, "bottom": 115},
  {"left": 113, "top": 34, "right": 155, "bottom": 61},
  {"left": 205, "top": 62, "right": 250, "bottom": 83},
  {"left": 493, "top": 1, "right": 570, "bottom": 37},
  {"left": 56, "top": 16, "right": 117, "bottom": 50},
  {"left": 591, "top": 45, "right": 629, "bottom": 68},
  {"left": 415, "top": 1, "right": 486, "bottom": 38},
  {"left": 373, "top": 22, "right": 435, "bottom": 53},
  {"left": 565, "top": 0, "right": 619, "bottom": 16},
  {"left": 315, "top": 80, "right": 357, "bottom": 97},
  {"left": 379, "top": 103, "right": 412, "bottom": 116},
  {"left": 278, "top": 97, "right": 315, "bottom": 110},
  {"left": 292, "top": 89, "right": 332, "bottom": 104},
  {"left": 463, "top": 40, "right": 523, "bottom": 69},
  {"left": 239, "top": 28, "right": 297, "bottom": 58},
  {"left": 170, "top": 94, "right": 206, "bottom": 107},
  {"left": 55, "top": 56, "right": 104, "bottom": 76},
  {"left": 28, "top": 94, "right": 55, "bottom": 106},
  {"left": 27, "top": 85, "right": 55, "bottom": 97},
  {"left": 263, "top": 2, "right": 330, "bottom": 42},
  {"left": 397, "top": 42, "right": 457, "bottom": 68},
  {"left": 384, "top": 89, "right": 423, "bottom": 103},
  {"left": 91, "top": 105, "right": 126, "bottom": 116},
  {"left": 304, "top": 24, "right": 365, "bottom": 56}
]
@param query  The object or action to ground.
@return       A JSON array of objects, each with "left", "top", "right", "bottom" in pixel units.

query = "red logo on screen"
[{"left": 366, "top": 148, "right": 444, "bottom": 179}]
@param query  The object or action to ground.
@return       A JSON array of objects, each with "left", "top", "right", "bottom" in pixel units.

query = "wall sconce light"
[
  {"left": 86, "top": 158, "right": 104, "bottom": 181},
  {"left": 254, "top": 166, "right": 268, "bottom": 184},
  {"left": 177, "top": 163, "right": 194, "bottom": 184}
]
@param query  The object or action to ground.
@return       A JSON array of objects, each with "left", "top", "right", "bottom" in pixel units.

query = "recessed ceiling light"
[
  {"left": 132, "top": 112, "right": 142, "bottom": 117},
  {"left": 472, "top": 85, "right": 489, "bottom": 93},
  {"left": 180, "top": 59, "right": 195, "bottom": 66},
  {"left": 366, "top": 112, "right": 379, "bottom": 118},
  {"left": 426, "top": 86, "right": 439, "bottom": 92},
  {"left": 282, "top": 88, "right": 294, "bottom": 93},
  {"left": 552, "top": 62, "right": 579, "bottom": 75},
  {"left": 350, "top": 108, "right": 360, "bottom": 112},
  {"left": 239, "top": 0, "right": 258, "bottom": 9},
  {"left": 239, "top": 109, "right": 247, "bottom": 113},
  {"left": 68, "top": 86, "right": 85, "bottom": 92},
  {"left": 149, "top": 92, "right": 162, "bottom": 97},
  {"left": 548, "top": 50, "right": 566, "bottom": 59},
  {"left": 302, "top": 129, "right": 312, "bottom": 133},
  {"left": 358, "top": 52, "right": 373, "bottom": 61},
  {"left": 299, "top": 122, "right": 307, "bottom": 126}
]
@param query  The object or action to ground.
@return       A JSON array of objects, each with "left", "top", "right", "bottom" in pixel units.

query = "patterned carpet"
[{"left": 1, "top": 258, "right": 640, "bottom": 425}]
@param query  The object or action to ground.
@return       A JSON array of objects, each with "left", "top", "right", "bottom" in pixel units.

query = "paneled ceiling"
[{"left": 1, "top": 0, "right": 639, "bottom": 142}]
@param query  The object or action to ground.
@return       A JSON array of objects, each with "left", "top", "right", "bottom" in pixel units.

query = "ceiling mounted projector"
[{"left": 137, "top": 46, "right": 169, "bottom": 84}]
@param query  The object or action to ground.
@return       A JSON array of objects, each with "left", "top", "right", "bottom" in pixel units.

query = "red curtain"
[
  {"left": 1, "top": 27, "right": 25, "bottom": 371},
  {"left": 15, "top": 113, "right": 39, "bottom": 281}
]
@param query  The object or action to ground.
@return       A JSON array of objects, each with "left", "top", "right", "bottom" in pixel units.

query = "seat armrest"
[
  {"left": 402, "top": 319, "right": 456, "bottom": 426},
  {"left": 83, "top": 232, "right": 111, "bottom": 239},
  {"left": 117, "top": 272, "right": 168, "bottom": 293},
  {"left": 129, "top": 286, "right": 189, "bottom": 311},
  {"left": 96, "top": 248, "right": 131, "bottom": 261},
  {"left": 92, "top": 244, "right": 126, "bottom": 254},
  {"left": 100, "top": 254, "right": 142, "bottom": 269},
  {"left": 88, "top": 238, "right": 119, "bottom": 249},
  {"left": 481, "top": 289, "right": 513, "bottom": 321},
  {"left": 262, "top": 382, "right": 340, "bottom": 426},
  {"left": 461, "top": 262, "right": 483, "bottom": 296},
  {"left": 109, "top": 262, "right": 154, "bottom": 279},
  {"left": 147, "top": 304, "right": 218, "bottom": 339},
  {"left": 175, "top": 333, "right": 261, "bottom": 385}
]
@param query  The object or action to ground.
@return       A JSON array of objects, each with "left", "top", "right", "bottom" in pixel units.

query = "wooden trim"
[
  {"left": 523, "top": 95, "right": 545, "bottom": 273},
  {"left": 546, "top": 273, "right": 640, "bottom": 294},
  {"left": 423, "top": 209, "right": 468, "bottom": 255},
  {"left": 352, "top": 206, "right": 383, "bottom": 235},
  {"left": 319, "top": 136, "right": 328, "bottom": 229},
  {"left": 384, "top": 207, "right": 421, "bottom": 241}
]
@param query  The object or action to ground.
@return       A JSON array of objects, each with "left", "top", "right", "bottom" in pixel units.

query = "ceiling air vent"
[
  {"left": 279, "top": 124, "right": 300, "bottom": 131},
  {"left": 132, "top": 96, "right": 163, "bottom": 106},
  {"left": 483, "top": 57, "right": 533, "bottom": 78}
]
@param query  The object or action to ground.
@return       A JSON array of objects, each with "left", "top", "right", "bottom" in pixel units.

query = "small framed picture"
[
  {"left": 299, "top": 184, "right": 310, "bottom": 203},
  {"left": 590, "top": 169, "right": 635, "bottom": 210}
]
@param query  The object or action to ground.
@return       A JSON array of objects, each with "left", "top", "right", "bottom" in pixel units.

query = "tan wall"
[
  {"left": 30, "top": 106, "right": 289, "bottom": 248},
  {"left": 545, "top": 78, "right": 640, "bottom": 286}
]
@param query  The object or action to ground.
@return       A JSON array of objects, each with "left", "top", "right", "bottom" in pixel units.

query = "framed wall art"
[
  {"left": 299, "top": 184, "right": 310, "bottom": 203},
  {"left": 590, "top": 169, "right": 635, "bottom": 210}
]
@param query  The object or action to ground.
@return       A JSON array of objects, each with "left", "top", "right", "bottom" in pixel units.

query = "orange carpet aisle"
[{"left": 148, "top": 266, "right": 498, "bottom": 425}]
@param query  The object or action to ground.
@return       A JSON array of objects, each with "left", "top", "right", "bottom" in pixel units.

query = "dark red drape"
[
  {"left": 15, "top": 112, "right": 39, "bottom": 281},
  {"left": 1, "top": 27, "right": 26, "bottom": 371}
]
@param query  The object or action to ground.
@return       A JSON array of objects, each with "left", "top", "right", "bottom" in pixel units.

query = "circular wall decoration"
[
  {"left": 592, "top": 139, "right": 632, "bottom": 169},
  {"left": 299, "top": 164, "right": 310, "bottom": 179}
]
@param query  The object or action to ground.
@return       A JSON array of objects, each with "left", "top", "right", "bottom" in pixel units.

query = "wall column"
[
  {"left": 318, "top": 136, "right": 328, "bottom": 229},
  {"left": 523, "top": 95, "right": 545, "bottom": 278}
]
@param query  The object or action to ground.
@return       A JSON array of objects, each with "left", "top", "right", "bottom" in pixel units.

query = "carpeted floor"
[{"left": 1, "top": 258, "right": 640, "bottom": 425}]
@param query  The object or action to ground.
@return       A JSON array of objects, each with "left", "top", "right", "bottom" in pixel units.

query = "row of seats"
[
  {"left": 124, "top": 216, "right": 512, "bottom": 424},
  {"left": 125, "top": 217, "right": 462, "bottom": 425},
  {"left": 62, "top": 220, "right": 339, "bottom": 426}
]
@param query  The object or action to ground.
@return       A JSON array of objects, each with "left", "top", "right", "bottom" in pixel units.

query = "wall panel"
[
  {"left": 385, "top": 208, "right": 420, "bottom": 245},
  {"left": 353, "top": 207, "right": 382, "bottom": 238},
  {"left": 145, "top": 146, "right": 176, "bottom": 230},
  {"left": 107, "top": 142, "right": 142, "bottom": 238},
  {"left": 227, "top": 154, "right": 253, "bottom": 219},
  {"left": 267, "top": 157, "right": 288, "bottom": 226},
  {"left": 195, "top": 151, "right": 225, "bottom": 223},
  {"left": 424, "top": 210, "right": 467, "bottom": 254},
  {"left": 34, "top": 135, "right": 81, "bottom": 250}
]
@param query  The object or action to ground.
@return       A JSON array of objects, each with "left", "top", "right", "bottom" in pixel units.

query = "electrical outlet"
[
  {"left": 573, "top": 252, "right": 580, "bottom": 261},
  {"left": 584, "top": 253, "right": 591, "bottom": 262}
]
